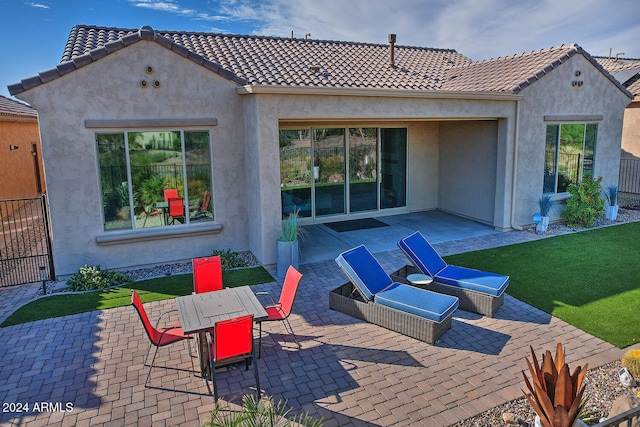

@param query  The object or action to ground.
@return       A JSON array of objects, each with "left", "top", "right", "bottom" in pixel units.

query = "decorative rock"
[
  {"left": 502, "top": 412, "right": 520, "bottom": 424},
  {"left": 607, "top": 395, "right": 640, "bottom": 427}
]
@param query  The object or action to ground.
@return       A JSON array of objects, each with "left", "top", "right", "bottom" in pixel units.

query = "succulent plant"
[
  {"left": 521, "top": 343, "right": 588, "bottom": 427},
  {"left": 622, "top": 349, "right": 640, "bottom": 378}
]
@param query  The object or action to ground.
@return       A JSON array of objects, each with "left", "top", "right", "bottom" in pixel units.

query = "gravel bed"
[
  {"left": 450, "top": 360, "right": 639, "bottom": 426},
  {"left": 121, "top": 250, "right": 261, "bottom": 282},
  {"left": 524, "top": 207, "right": 640, "bottom": 237}
]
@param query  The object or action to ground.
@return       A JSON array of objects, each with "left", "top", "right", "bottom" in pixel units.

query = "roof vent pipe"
[{"left": 388, "top": 34, "right": 396, "bottom": 68}]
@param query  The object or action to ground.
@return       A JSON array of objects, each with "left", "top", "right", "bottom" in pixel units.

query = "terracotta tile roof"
[
  {"left": 0, "top": 95, "right": 37, "bottom": 120},
  {"left": 7, "top": 25, "right": 632, "bottom": 99},
  {"left": 9, "top": 25, "right": 470, "bottom": 95},
  {"left": 594, "top": 56, "right": 640, "bottom": 96},
  {"left": 58, "top": 24, "right": 472, "bottom": 90},
  {"left": 441, "top": 44, "right": 631, "bottom": 95}
]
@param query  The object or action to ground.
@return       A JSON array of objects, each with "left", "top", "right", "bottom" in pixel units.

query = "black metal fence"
[{"left": 0, "top": 195, "right": 55, "bottom": 287}]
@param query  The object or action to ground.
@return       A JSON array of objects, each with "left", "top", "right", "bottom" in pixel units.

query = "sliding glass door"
[
  {"left": 314, "top": 128, "right": 345, "bottom": 217},
  {"left": 349, "top": 128, "right": 378, "bottom": 212},
  {"left": 280, "top": 127, "right": 406, "bottom": 219}
]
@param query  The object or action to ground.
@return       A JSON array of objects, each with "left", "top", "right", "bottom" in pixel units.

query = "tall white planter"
[
  {"left": 536, "top": 216, "right": 550, "bottom": 233},
  {"left": 605, "top": 204, "right": 619, "bottom": 221},
  {"left": 276, "top": 239, "right": 299, "bottom": 278},
  {"left": 535, "top": 415, "right": 588, "bottom": 427}
]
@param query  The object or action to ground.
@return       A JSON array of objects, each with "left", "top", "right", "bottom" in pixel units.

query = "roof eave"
[{"left": 236, "top": 84, "right": 523, "bottom": 101}]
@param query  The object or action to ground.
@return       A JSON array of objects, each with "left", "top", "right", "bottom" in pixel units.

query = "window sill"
[{"left": 96, "top": 222, "right": 223, "bottom": 246}]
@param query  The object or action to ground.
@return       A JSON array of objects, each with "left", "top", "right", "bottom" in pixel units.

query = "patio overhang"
[{"left": 236, "top": 84, "right": 523, "bottom": 102}]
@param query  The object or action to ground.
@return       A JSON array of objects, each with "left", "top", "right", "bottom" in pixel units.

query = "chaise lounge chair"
[
  {"left": 394, "top": 231, "right": 509, "bottom": 317},
  {"left": 331, "top": 245, "right": 458, "bottom": 344}
]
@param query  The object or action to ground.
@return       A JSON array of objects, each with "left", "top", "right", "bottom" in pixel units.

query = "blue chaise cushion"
[
  {"left": 335, "top": 245, "right": 393, "bottom": 301},
  {"left": 435, "top": 265, "right": 509, "bottom": 297},
  {"left": 374, "top": 283, "right": 459, "bottom": 323},
  {"left": 399, "top": 231, "right": 510, "bottom": 297},
  {"left": 398, "top": 231, "right": 447, "bottom": 276}
]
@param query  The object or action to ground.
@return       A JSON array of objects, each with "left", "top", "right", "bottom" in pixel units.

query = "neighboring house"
[
  {"left": 594, "top": 56, "right": 640, "bottom": 159},
  {"left": 0, "top": 95, "right": 44, "bottom": 202},
  {"left": 8, "top": 25, "right": 632, "bottom": 277}
]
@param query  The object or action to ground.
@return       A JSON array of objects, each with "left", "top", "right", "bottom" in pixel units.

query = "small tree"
[{"left": 560, "top": 176, "right": 604, "bottom": 228}]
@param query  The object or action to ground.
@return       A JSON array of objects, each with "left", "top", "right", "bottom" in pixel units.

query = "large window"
[
  {"left": 280, "top": 127, "right": 406, "bottom": 219},
  {"left": 97, "top": 130, "right": 213, "bottom": 231},
  {"left": 543, "top": 123, "right": 597, "bottom": 193}
]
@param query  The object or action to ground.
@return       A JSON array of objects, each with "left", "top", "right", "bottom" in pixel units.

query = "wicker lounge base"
[
  {"left": 329, "top": 282, "right": 453, "bottom": 344},
  {"left": 391, "top": 265, "right": 504, "bottom": 317}
]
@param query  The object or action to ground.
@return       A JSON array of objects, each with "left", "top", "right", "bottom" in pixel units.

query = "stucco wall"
[
  {"left": 438, "top": 121, "right": 498, "bottom": 224},
  {"left": 621, "top": 101, "right": 640, "bottom": 159},
  {"left": 513, "top": 54, "right": 632, "bottom": 227},
  {"left": 0, "top": 119, "right": 44, "bottom": 200},
  {"left": 16, "top": 41, "right": 249, "bottom": 277}
]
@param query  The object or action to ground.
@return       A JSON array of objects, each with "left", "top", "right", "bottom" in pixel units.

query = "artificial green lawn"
[
  {"left": 444, "top": 222, "right": 640, "bottom": 348},
  {"left": 0, "top": 266, "right": 274, "bottom": 327}
]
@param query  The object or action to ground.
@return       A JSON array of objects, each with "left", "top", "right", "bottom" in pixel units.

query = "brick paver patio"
[{"left": 0, "top": 232, "right": 626, "bottom": 427}]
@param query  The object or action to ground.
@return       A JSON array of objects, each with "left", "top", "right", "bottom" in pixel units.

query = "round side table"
[{"left": 406, "top": 273, "right": 433, "bottom": 285}]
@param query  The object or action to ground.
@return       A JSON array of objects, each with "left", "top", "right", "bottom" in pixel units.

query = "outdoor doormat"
[{"left": 324, "top": 218, "right": 390, "bottom": 232}]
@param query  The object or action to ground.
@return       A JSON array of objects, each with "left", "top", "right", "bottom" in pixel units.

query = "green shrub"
[
  {"left": 211, "top": 249, "right": 249, "bottom": 270},
  {"left": 206, "top": 394, "right": 323, "bottom": 427},
  {"left": 561, "top": 175, "right": 605, "bottom": 228},
  {"left": 66, "top": 265, "right": 131, "bottom": 292}
]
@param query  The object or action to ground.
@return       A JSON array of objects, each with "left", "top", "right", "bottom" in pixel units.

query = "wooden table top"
[{"left": 176, "top": 286, "right": 268, "bottom": 334}]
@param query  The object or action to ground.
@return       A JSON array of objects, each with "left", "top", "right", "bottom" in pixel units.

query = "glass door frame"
[{"left": 279, "top": 125, "right": 408, "bottom": 222}]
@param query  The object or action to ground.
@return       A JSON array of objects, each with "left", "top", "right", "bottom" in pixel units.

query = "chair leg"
[
  {"left": 210, "top": 358, "right": 218, "bottom": 402},
  {"left": 258, "top": 321, "right": 263, "bottom": 358},
  {"left": 186, "top": 338, "right": 195, "bottom": 375},
  {"left": 252, "top": 350, "right": 260, "bottom": 401},
  {"left": 284, "top": 318, "right": 301, "bottom": 349},
  {"left": 145, "top": 345, "right": 161, "bottom": 386}
]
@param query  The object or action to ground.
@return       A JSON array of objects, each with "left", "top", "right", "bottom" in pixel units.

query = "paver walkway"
[{"left": 0, "top": 230, "right": 626, "bottom": 427}]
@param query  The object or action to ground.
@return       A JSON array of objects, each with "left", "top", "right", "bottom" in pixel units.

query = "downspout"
[{"left": 510, "top": 98, "right": 524, "bottom": 230}]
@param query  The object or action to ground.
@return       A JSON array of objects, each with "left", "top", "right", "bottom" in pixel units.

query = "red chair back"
[
  {"left": 278, "top": 266, "right": 303, "bottom": 318},
  {"left": 201, "top": 190, "right": 211, "bottom": 213},
  {"left": 193, "top": 256, "right": 223, "bottom": 293},
  {"left": 164, "top": 188, "right": 179, "bottom": 203},
  {"left": 213, "top": 315, "right": 254, "bottom": 361},
  {"left": 168, "top": 198, "right": 184, "bottom": 216},
  {"left": 131, "top": 290, "right": 160, "bottom": 345}
]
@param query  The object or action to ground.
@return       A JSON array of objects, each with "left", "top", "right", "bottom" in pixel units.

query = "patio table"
[{"left": 176, "top": 286, "right": 267, "bottom": 378}]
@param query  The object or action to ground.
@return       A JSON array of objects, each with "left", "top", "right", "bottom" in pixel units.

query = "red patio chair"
[
  {"left": 193, "top": 255, "right": 223, "bottom": 294},
  {"left": 163, "top": 188, "right": 178, "bottom": 203},
  {"left": 256, "top": 265, "right": 303, "bottom": 357},
  {"left": 207, "top": 314, "right": 260, "bottom": 402},
  {"left": 168, "top": 197, "right": 185, "bottom": 224},
  {"left": 131, "top": 290, "right": 192, "bottom": 386}
]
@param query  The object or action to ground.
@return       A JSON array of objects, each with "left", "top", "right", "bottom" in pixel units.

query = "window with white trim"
[{"left": 97, "top": 130, "right": 213, "bottom": 231}]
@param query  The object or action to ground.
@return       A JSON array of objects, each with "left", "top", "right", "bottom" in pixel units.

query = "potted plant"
[
  {"left": 276, "top": 208, "right": 306, "bottom": 278},
  {"left": 522, "top": 343, "right": 589, "bottom": 427},
  {"left": 604, "top": 185, "right": 619, "bottom": 221},
  {"left": 536, "top": 194, "right": 554, "bottom": 234}
]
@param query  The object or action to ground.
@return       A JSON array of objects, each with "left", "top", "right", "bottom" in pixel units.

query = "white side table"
[{"left": 406, "top": 273, "right": 433, "bottom": 285}]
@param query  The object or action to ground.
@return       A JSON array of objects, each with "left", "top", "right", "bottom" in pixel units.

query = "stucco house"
[
  {"left": 0, "top": 95, "right": 44, "bottom": 203},
  {"left": 8, "top": 25, "right": 632, "bottom": 277},
  {"left": 594, "top": 56, "right": 640, "bottom": 158}
]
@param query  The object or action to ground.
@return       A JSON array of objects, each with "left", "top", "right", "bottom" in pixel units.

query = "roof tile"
[
  {"left": 0, "top": 95, "right": 37, "bottom": 119},
  {"left": 8, "top": 24, "right": 632, "bottom": 99}
]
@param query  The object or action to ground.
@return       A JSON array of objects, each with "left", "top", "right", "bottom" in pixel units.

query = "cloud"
[
  {"left": 26, "top": 2, "right": 49, "bottom": 9},
  {"left": 128, "top": 0, "right": 196, "bottom": 16},
  {"left": 126, "top": 0, "right": 640, "bottom": 59}
]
